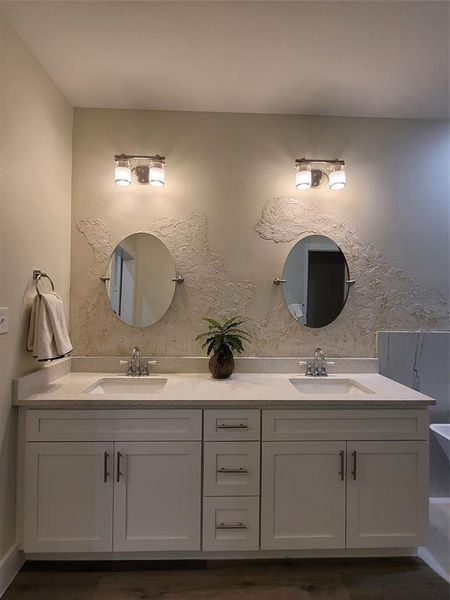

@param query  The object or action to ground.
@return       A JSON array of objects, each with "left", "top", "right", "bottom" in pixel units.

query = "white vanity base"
[{"left": 16, "top": 405, "right": 430, "bottom": 559}]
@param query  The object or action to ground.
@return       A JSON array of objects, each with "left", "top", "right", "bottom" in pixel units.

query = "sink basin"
[
  {"left": 84, "top": 377, "right": 168, "bottom": 395},
  {"left": 289, "top": 378, "right": 374, "bottom": 395}
]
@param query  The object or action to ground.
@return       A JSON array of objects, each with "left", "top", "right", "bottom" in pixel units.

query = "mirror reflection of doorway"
[
  {"left": 306, "top": 250, "right": 346, "bottom": 327},
  {"left": 110, "top": 247, "right": 136, "bottom": 325},
  {"left": 282, "top": 234, "right": 350, "bottom": 328}
]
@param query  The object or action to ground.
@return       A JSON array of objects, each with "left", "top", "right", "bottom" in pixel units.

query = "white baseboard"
[{"left": 0, "top": 543, "right": 24, "bottom": 598}]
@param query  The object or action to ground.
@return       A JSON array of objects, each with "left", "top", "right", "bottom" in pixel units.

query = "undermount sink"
[
  {"left": 289, "top": 378, "right": 374, "bottom": 396},
  {"left": 84, "top": 377, "right": 168, "bottom": 395}
]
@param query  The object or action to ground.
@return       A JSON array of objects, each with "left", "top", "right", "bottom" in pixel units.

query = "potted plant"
[{"left": 195, "top": 316, "right": 251, "bottom": 379}]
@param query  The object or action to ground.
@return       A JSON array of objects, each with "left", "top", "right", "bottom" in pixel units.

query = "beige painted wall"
[
  {"left": 0, "top": 14, "right": 73, "bottom": 557},
  {"left": 71, "top": 109, "right": 449, "bottom": 357}
]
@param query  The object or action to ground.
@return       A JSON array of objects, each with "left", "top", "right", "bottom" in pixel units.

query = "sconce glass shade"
[
  {"left": 328, "top": 164, "right": 346, "bottom": 191},
  {"left": 115, "top": 160, "right": 132, "bottom": 187},
  {"left": 149, "top": 160, "right": 165, "bottom": 187},
  {"left": 295, "top": 163, "right": 312, "bottom": 190}
]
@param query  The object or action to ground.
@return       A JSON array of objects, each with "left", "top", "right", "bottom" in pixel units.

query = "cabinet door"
[
  {"left": 114, "top": 442, "right": 201, "bottom": 551},
  {"left": 24, "top": 442, "right": 113, "bottom": 552},
  {"left": 261, "top": 442, "right": 346, "bottom": 549},
  {"left": 346, "top": 441, "right": 428, "bottom": 548}
]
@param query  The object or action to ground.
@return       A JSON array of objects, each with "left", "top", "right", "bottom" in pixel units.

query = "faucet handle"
[
  {"left": 141, "top": 360, "right": 157, "bottom": 376},
  {"left": 120, "top": 359, "right": 132, "bottom": 375},
  {"left": 299, "top": 360, "right": 314, "bottom": 376}
]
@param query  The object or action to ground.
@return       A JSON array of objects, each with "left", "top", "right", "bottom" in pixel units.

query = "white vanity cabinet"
[
  {"left": 202, "top": 409, "right": 261, "bottom": 551},
  {"left": 260, "top": 410, "right": 428, "bottom": 551},
  {"left": 19, "top": 405, "right": 429, "bottom": 557},
  {"left": 22, "top": 410, "right": 202, "bottom": 554}
]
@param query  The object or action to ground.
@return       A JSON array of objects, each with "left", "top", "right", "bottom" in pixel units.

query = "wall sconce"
[
  {"left": 114, "top": 154, "right": 166, "bottom": 188},
  {"left": 295, "top": 158, "right": 346, "bottom": 191}
]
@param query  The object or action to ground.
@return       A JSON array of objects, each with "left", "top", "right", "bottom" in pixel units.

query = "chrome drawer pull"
[
  {"left": 217, "top": 467, "right": 248, "bottom": 474},
  {"left": 217, "top": 423, "right": 248, "bottom": 430},
  {"left": 216, "top": 522, "right": 247, "bottom": 530}
]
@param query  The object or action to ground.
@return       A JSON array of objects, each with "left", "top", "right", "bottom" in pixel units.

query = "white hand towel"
[
  {"left": 288, "top": 303, "right": 304, "bottom": 320},
  {"left": 27, "top": 292, "right": 72, "bottom": 361},
  {"left": 27, "top": 294, "right": 40, "bottom": 352}
]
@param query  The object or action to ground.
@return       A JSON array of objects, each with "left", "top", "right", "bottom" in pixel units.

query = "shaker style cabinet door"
[
  {"left": 113, "top": 441, "right": 201, "bottom": 551},
  {"left": 261, "top": 442, "right": 346, "bottom": 549},
  {"left": 346, "top": 441, "right": 428, "bottom": 548},
  {"left": 24, "top": 442, "right": 114, "bottom": 552}
]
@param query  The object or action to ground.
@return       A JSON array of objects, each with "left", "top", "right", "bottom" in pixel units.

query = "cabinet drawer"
[
  {"left": 203, "top": 496, "right": 259, "bottom": 551},
  {"left": 203, "top": 442, "right": 260, "bottom": 496},
  {"left": 25, "top": 410, "right": 202, "bottom": 441},
  {"left": 263, "top": 410, "right": 428, "bottom": 441},
  {"left": 204, "top": 410, "right": 260, "bottom": 441}
]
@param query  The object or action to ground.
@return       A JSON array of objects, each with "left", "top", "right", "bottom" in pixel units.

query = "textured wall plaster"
[
  {"left": 71, "top": 214, "right": 256, "bottom": 356},
  {"left": 252, "top": 197, "right": 448, "bottom": 356},
  {"left": 72, "top": 197, "right": 448, "bottom": 358}
]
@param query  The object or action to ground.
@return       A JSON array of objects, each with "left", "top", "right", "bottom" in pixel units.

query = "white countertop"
[{"left": 13, "top": 370, "right": 435, "bottom": 409}]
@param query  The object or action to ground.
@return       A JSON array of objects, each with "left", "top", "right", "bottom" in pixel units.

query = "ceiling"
[{"left": 1, "top": 1, "right": 448, "bottom": 119}]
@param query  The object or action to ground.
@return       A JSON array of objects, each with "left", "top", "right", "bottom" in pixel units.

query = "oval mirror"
[
  {"left": 104, "top": 232, "right": 176, "bottom": 328},
  {"left": 282, "top": 234, "right": 350, "bottom": 328}
]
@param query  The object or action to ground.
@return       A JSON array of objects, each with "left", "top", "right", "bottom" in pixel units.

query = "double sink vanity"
[{"left": 14, "top": 353, "right": 434, "bottom": 559}]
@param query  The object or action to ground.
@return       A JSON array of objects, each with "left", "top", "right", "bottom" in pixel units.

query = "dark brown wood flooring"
[{"left": 3, "top": 558, "right": 449, "bottom": 600}]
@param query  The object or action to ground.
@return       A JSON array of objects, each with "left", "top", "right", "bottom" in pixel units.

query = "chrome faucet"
[
  {"left": 131, "top": 346, "right": 140, "bottom": 374},
  {"left": 120, "top": 347, "right": 157, "bottom": 376},
  {"left": 300, "top": 347, "right": 334, "bottom": 376}
]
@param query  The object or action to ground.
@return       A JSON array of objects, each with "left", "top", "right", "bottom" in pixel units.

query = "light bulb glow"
[
  {"left": 295, "top": 164, "right": 312, "bottom": 190},
  {"left": 329, "top": 165, "right": 346, "bottom": 191},
  {"left": 115, "top": 161, "right": 131, "bottom": 187},
  {"left": 149, "top": 161, "right": 165, "bottom": 187}
]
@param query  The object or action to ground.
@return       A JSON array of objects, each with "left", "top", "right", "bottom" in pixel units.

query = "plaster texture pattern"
[
  {"left": 253, "top": 197, "right": 448, "bottom": 356},
  {"left": 72, "top": 198, "right": 448, "bottom": 358},
  {"left": 71, "top": 214, "right": 255, "bottom": 355}
]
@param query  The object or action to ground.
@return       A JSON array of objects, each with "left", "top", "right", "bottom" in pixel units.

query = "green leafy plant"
[{"left": 195, "top": 316, "right": 251, "bottom": 357}]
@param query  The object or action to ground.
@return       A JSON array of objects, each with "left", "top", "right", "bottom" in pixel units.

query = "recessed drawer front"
[
  {"left": 203, "top": 496, "right": 259, "bottom": 551},
  {"left": 204, "top": 410, "right": 260, "bottom": 441},
  {"left": 263, "top": 410, "right": 428, "bottom": 441},
  {"left": 25, "top": 410, "right": 202, "bottom": 441},
  {"left": 203, "top": 442, "right": 260, "bottom": 496}
]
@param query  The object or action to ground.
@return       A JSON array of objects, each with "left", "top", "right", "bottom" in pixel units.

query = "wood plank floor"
[{"left": 3, "top": 558, "right": 449, "bottom": 600}]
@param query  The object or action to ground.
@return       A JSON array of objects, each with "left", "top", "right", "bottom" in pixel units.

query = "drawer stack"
[{"left": 202, "top": 410, "right": 260, "bottom": 551}]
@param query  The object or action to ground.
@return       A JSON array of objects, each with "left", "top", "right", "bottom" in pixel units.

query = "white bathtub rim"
[{"left": 430, "top": 423, "right": 450, "bottom": 441}]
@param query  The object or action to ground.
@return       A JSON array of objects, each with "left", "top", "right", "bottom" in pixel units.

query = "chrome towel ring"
[{"left": 32, "top": 269, "right": 55, "bottom": 296}]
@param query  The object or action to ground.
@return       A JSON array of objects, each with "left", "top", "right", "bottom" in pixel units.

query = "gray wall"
[{"left": 378, "top": 332, "right": 450, "bottom": 497}]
